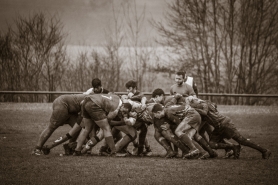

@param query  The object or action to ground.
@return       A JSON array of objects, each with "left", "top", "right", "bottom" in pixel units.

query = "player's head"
[
  {"left": 152, "top": 103, "right": 165, "bottom": 119},
  {"left": 91, "top": 78, "right": 103, "bottom": 93},
  {"left": 152, "top": 88, "right": 165, "bottom": 103},
  {"left": 175, "top": 71, "right": 185, "bottom": 86},
  {"left": 120, "top": 102, "right": 132, "bottom": 113},
  {"left": 125, "top": 80, "right": 137, "bottom": 94}
]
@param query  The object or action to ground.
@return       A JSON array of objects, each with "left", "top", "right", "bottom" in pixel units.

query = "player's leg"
[
  {"left": 42, "top": 113, "right": 82, "bottom": 153},
  {"left": 81, "top": 125, "right": 104, "bottom": 154},
  {"left": 42, "top": 123, "right": 81, "bottom": 155},
  {"left": 232, "top": 131, "right": 271, "bottom": 159},
  {"left": 194, "top": 132, "right": 218, "bottom": 158},
  {"left": 143, "top": 137, "right": 152, "bottom": 156},
  {"left": 175, "top": 117, "right": 200, "bottom": 158},
  {"left": 94, "top": 118, "right": 116, "bottom": 155},
  {"left": 208, "top": 127, "right": 241, "bottom": 159},
  {"left": 73, "top": 118, "right": 94, "bottom": 155},
  {"left": 154, "top": 129, "right": 175, "bottom": 158},
  {"left": 114, "top": 125, "right": 137, "bottom": 156},
  {"left": 32, "top": 105, "right": 68, "bottom": 155},
  {"left": 161, "top": 129, "right": 190, "bottom": 156},
  {"left": 137, "top": 123, "right": 148, "bottom": 156}
]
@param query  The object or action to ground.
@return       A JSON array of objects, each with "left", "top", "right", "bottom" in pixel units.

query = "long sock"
[
  {"left": 47, "top": 133, "right": 72, "bottom": 149},
  {"left": 105, "top": 136, "right": 116, "bottom": 153},
  {"left": 159, "top": 138, "right": 173, "bottom": 152},
  {"left": 75, "top": 129, "right": 89, "bottom": 151},
  {"left": 179, "top": 134, "right": 196, "bottom": 150},
  {"left": 233, "top": 136, "right": 266, "bottom": 153},
  {"left": 197, "top": 138, "right": 215, "bottom": 156},
  {"left": 115, "top": 136, "right": 132, "bottom": 152},
  {"left": 213, "top": 142, "right": 234, "bottom": 149}
]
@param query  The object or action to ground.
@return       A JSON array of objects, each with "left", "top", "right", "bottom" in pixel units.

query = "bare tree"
[{"left": 236, "top": 0, "right": 278, "bottom": 104}]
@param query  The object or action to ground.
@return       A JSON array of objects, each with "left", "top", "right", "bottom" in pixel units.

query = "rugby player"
[
  {"left": 151, "top": 102, "right": 217, "bottom": 159},
  {"left": 124, "top": 80, "right": 152, "bottom": 156},
  {"left": 81, "top": 102, "right": 137, "bottom": 156},
  {"left": 32, "top": 94, "right": 86, "bottom": 155},
  {"left": 188, "top": 97, "right": 271, "bottom": 159},
  {"left": 72, "top": 93, "right": 122, "bottom": 156},
  {"left": 170, "top": 71, "right": 196, "bottom": 98},
  {"left": 147, "top": 88, "right": 190, "bottom": 158},
  {"left": 40, "top": 78, "right": 112, "bottom": 155}
]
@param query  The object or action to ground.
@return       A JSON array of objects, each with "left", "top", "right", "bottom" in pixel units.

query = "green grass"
[{"left": 0, "top": 103, "right": 278, "bottom": 185}]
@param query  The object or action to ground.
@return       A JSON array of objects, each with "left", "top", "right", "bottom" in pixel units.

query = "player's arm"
[
  {"left": 109, "top": 119, "right": 126, "bottom": 126},
  {"left": 192, "top": 80, "right": 198, "bottom": 97},
  {"left": 166, "top": 112, "right": 181, "bottom": 125},
  {"left": 187, "top": 85, "right": 197, "bottom": 97}
]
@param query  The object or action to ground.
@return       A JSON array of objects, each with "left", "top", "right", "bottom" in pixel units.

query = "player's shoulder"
[
  {"left": 170, "top": 84, "right": 177, "bottom": 89},
  {"left": 102, "top": 89, "right": 110, "bottom": 94}
]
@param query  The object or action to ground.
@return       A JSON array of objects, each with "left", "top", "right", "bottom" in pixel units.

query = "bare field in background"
[{"left": 0, "top": 103, "right": 278, "bottom": 185}]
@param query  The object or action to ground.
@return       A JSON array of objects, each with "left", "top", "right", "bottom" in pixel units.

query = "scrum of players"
[{"left": 32, "top": 72, "right": 271, "bottom": 160}]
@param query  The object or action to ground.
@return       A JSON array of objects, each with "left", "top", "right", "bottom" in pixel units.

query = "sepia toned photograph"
[{"left": 0, "top": 0, "right": 277, "bottom": 184}]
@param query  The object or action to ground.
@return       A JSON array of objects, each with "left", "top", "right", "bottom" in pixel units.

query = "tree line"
[{"left": 0, "top": 0, "right": 278, "bottom": 105}]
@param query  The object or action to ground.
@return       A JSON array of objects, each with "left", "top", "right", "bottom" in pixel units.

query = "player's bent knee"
[{"left": 194, "top": 133, "right": 202, "bottom": 141}]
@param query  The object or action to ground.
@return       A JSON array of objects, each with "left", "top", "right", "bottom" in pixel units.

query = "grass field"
[{"left": 0, "top": 103, "right": 278, "bottom": 185}]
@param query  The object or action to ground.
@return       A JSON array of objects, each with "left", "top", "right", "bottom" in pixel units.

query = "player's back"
[
  {"left": 58, "top": 94, "right": 86, "bottom": 113},
  {"left": 206, "top": 101, "right": 226, "bottom": 127},
  {"left": 86, "top": 94, "right": 121, "bottom": 112}
]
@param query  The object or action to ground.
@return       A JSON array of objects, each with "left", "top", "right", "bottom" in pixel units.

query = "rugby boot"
[
  {"left": 32, "top": 149, "right": 42, "bottom": 156},
  {"left": 137, "top": 146, "right": 144, "bottom": 156},
  {"left": 63, "top": 144, "right": 72, "bottom": 155},
  {"left": 198, "top": 152, "right": 210, "bottom": 160},
  {"left": 81, "top": 139, "right": 94, "bottom": 154},
  {"left": 42, "top": 145, "right": 51, "bottom": 155},
  {"left": 72, "top": 150, "right": 82, "bottom": 156},
  {"left": 183, "top": 149, "right": 200, "bottom": 159},
  {"left": 132, "top": 147, "right": 138, "bottom": 155},
  {"left": 143, "top": 146, "right": 153, "bottom": 157},
  {"left": 223, "top": 149, "right": 234, "bottom": 159},
  {"left": 197, "top": 138, "right": 218, "bottom": 158},
  {"left": 233, "top": 145, "right": 241, "bottom": 159},
  {"left": 165, "top": 150, "right": 176, "bottom": 158},
  {"left": 262, "top": 149, "right": 271, "bottom": 159},
  {"left": 98, "top": 146, "right": 110, "bottom": 156}
]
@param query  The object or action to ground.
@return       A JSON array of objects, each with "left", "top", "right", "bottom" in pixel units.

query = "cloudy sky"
[{"left": 0, "top": 0, "right": 170, "bottom": 46}]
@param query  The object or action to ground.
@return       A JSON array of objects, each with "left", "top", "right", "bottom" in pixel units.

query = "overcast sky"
[{"left": 0, "top": 0, "right": 170, "bottom": 46}]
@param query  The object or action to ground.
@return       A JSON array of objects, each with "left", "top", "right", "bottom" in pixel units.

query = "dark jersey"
[
  {"left": 56, "top": 94, "right": 86, "bottom": 113},
  {"left": 147, "top": 96, "right": 185, "bottom": 108},
  {"left": 129, "top": 91, "right": 146, "bottom": 102},
  {"left": 190, "top": 100, "right": 226, "bottom": 128},
  {"left": 85, "top": 94, "right": 121, "bottom": 113},
  {"left": 165, "top": 105, "right": 199, "bottom": 125}
]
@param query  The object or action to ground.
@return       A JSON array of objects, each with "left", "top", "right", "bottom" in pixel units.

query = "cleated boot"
[
  {"left": 132, "top": 147, "right": 138, "bottom": 155},
  {"left": 183, "top": 149, "right": 200, "bottom": 159},
  {"left": 233, "top": 145, "right": 241, "bottom": 159},
  {"left": 198, "top": 152, "right": 210, "bottom": 160},
  {"left": 143, "top": 146, "right": 153, "bottom": 157},
  {"left": 98, "top": 146, "right": 110, "bottom": 156},
  {"left": 262, "top": 149, "right": 271, "bottom": 159},
  {"left": 165, "top": 150, "right": 176, "bottom": 158},
  {"left": 72, "top": 150, "right": 81, "bottom": 156},
  {"left": 42, "top": 146, "right": 51, "bottom": 155},
  {"left": 63, "top": 144, "right": 72, "bottom": 155},
  {"left": 32, "top": 149, "right": 42, "bottom": 156}
]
